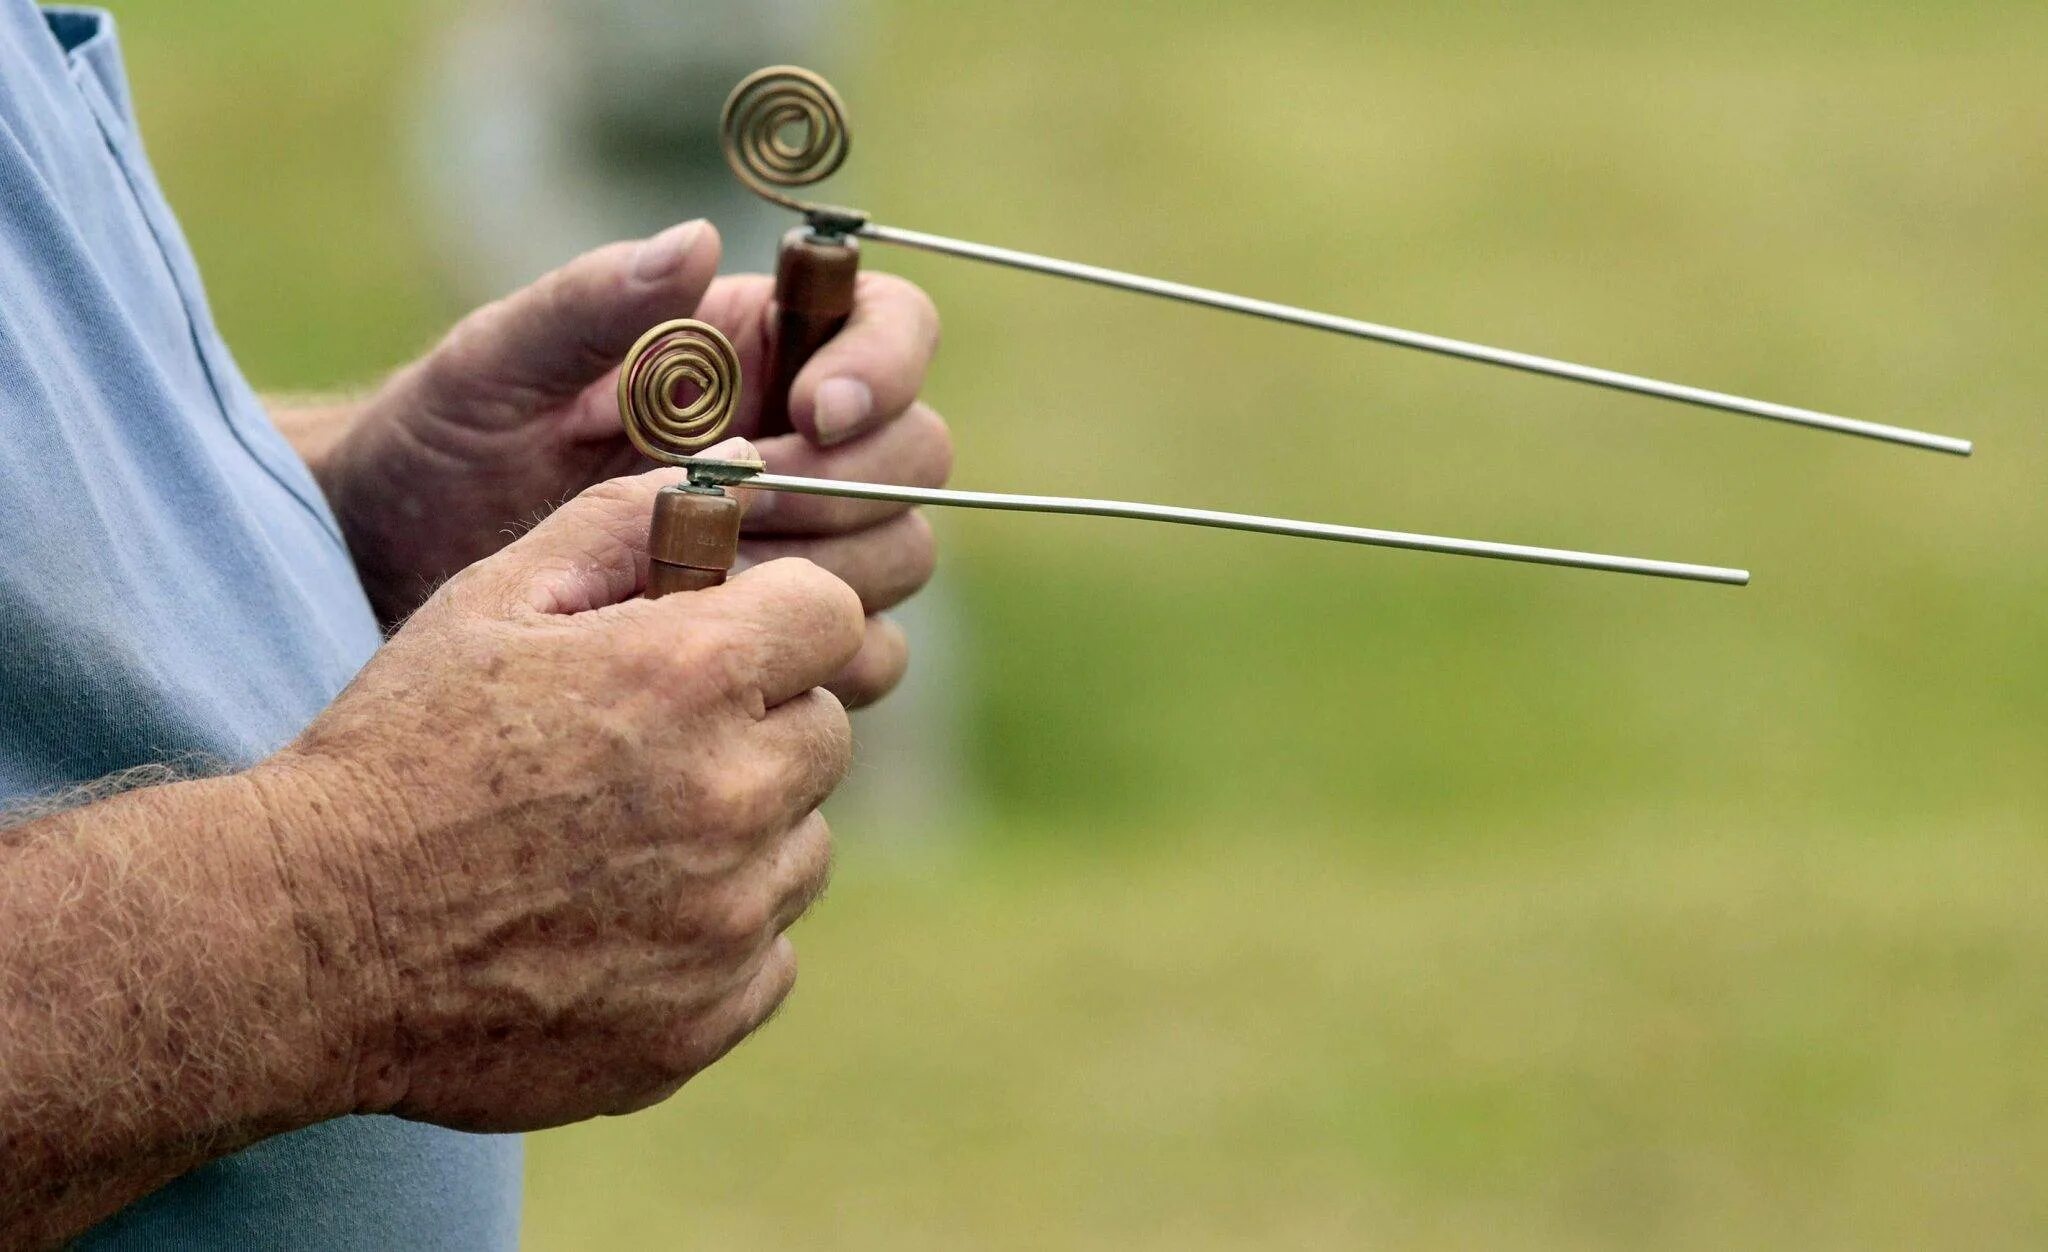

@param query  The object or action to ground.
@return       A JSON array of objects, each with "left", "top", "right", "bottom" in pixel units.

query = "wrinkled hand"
[
  {"left": 322, "top": 221, "right": 949, "bottom": 706},
  {"left": 263, "top": 470, "right": 864, "bottom": 1131}
]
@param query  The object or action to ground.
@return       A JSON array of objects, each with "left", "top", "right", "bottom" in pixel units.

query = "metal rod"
[
  {"left": 858, "top": 222, "right": 1972, "bottom": 458},
  {"left": 738, "top": 472, "right": 1749, "bottom": 586}
]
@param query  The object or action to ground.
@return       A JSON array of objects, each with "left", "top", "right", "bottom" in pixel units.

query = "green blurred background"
[{"left": 111, "top": 0, "right": 2045, "bottom": 1245}]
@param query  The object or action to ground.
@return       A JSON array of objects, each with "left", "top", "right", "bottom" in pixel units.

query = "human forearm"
[
  {"left": 1, "top": 469, "right": 864, "bottom": 1242},
  {"left": 0, "top": 769, "right": 369, "bottom": 1248}
]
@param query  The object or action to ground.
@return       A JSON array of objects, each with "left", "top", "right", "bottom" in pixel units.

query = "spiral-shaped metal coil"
[
  {"left": 721, "top": 65, "right": 854, "bottom": 217},
  {"left": 617, "top": 319, "right": 742, "bottom": 462}
]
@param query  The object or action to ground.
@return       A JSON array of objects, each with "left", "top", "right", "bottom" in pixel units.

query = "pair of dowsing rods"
[{"left": 623, "top": 67, "right": 1984, "bottom": 594}]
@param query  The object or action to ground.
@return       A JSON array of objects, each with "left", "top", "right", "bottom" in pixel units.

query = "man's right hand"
[{"left": 257, "top": 460, "right": 865, "bottom": 1132}]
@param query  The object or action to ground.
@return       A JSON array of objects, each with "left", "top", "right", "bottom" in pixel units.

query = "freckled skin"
[
  {"left": 0, "top": 472, "right": 865, "bottom": 1242},
  {"left": 280, "top": 222, "right": 950, "bottom": 710},
  {"left": 271, "top": 472, "right": 867, "bottom": 1129},
  {"left": 5, "top": 217, "right": 949, "bottom": 1246}
]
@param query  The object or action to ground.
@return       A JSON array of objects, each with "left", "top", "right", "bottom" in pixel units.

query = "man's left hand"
[{"left": 305, "top": 220, "right": 950, "bottom": 707}]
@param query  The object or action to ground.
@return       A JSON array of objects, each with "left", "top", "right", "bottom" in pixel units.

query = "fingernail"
[
  {"left": 811, "top": 377, "right": 874, "bottom": 445},
  {"left": 631, "top": 220, "right": 705, "bottom": 282},
  {"left": 703, "top": 436, "right": 755, "bottom": 461}
]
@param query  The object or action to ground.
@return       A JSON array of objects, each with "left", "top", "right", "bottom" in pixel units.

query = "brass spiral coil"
[
  {"left": 721, "top": 65, "right": 862, "bottom": 226},
  {"left": 617, "top": 319, "right": 742, "bottom": 462}
]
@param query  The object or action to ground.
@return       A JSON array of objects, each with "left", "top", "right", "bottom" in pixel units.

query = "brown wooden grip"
[
  {"left": 644, "top": 487, "right": 743, "bottom": 600},
  {"left": 647, "top": 563, "right": 729, "bottom": 597},
  {"left": 760, "top": 228, "right": 860, "bottom": 435}
]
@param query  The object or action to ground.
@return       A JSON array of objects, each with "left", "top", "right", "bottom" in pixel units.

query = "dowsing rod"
[{"left": 722, "top": 66, "right": 1973, "bottom": 458}]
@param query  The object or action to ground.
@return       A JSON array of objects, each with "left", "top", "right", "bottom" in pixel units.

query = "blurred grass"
[{"left": 107, "top": 0, "right": 2048, "bottom": 1245}]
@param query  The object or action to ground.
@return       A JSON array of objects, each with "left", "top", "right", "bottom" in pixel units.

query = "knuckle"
[
  {"left": 797, "top": 672, "right": 851, "bottom": 722},
  {"left": 770, "top": 558, "right": 867, "bottom": 647},
  {"left": 687, "top": 621, "right": 753, "bottom": 689},
  {"left": 821, "top": 681, "right": 853, "bottom": 724},
  {"left": 651, "top": 1021, "right": 717, "bottom": 1088},
  {"left": 519, "top": 478, "right": 661, "bottom": 569},
  {"left": 750, "top": 937, "right": 801, "bottom": 1016},
  {"left": 769, "top": 937, "right": 799, "bottom": 991},
  {"left": 814, "top": 573, "right": 868, "bottom": 649},
  {"left": 714, "top": 888, "right": 776, "bottom": 947},
  {"left": 674, "top": 821, "right": 754, "bottom": 878},
  {"left": 804, "top": 689, "right": 856, "bottom": 776},
  {"left": 649, "top": 619, "right": 759, "bottom": 713},
  {"left": 694, "top": 760, "right": 779, "bottom": 842},
  {"left": 804, "top": 809, "right": 834, "bottom": 850},
  {"left": 423, "top": 560, "right": 489, "bottom": 614},
  {"left": 435, "top": 562, "right": 528, "bottom": 625},
  {"left": 797, "top": 815, "right": 836, "bottom": 893}
]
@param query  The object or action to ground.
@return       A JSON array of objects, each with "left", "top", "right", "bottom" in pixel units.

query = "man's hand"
[
  {"left": 263, "top": 467, "right": 864, "bottom": 1130},
  {"left": 304, "top": 220, "right": 949, "bottom": 709},
  {"left": 0, "top": 468, "right": 865, "bottom": 1240}
]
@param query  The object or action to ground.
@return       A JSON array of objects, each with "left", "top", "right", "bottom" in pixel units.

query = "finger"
[
  {"left": 456, "top": 440, "right": 758, "bottom": 615},
  {"left": 423, "top": 220, "right": 723, "bottom": 414},
  {"left": 684, "top": 810, "right": 833, "bottom": 964},
  {"left": 686, "top": 272, "right": 939, "bottom": 447},
  {"left": 742, "top": 511, "right": 936, "bottom": 615},
  {"left": 668, "top": 936, "right": 800, "bottom": 1080},
  {"left": 739, "top": 403, "right": 954, "bottom": 536},
  {"left": 647, "top": 558, "right": 866, "bottom": 709},
  {"left": 743, "top": 689, "right": 854, "bottom": 833},
  {"left": 826, "top": 616, "right": 910, "bottom": 709},
  {"left": 784, "top": 272, "right": 941, "bottom": 447},
  {"left": 745, "top": 809, "right": 834, "bottom": 938}
]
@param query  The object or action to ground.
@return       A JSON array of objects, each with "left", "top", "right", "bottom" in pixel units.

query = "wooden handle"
[
  {"left": 647, "top": 562, "right": 729, "bottom": 598},
  {"left": 645, "top": 487, "right": 743, "bottom": 599},
  {"left": 760, "top": 228, "right": 860, "bottom": 435}
]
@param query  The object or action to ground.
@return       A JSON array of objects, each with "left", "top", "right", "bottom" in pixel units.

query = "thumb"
[
  {"left": 467, "top": 438, "right": 759, "bottom": 615},
  {"left": 423, "top": 220, "right": 724, "bottom": 413}
]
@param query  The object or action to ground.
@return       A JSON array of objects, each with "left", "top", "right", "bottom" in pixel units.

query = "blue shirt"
[{"left": 0, "top": 6, "right": 521, "bottom": 1245}]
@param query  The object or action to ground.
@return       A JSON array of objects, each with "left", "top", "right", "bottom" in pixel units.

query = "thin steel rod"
[
  {"left": 739, "top": 472, "right": 1749, "bottom": 586},
  {"left": 857, "top": 222, "right": 1972, "bottom": 458}
]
